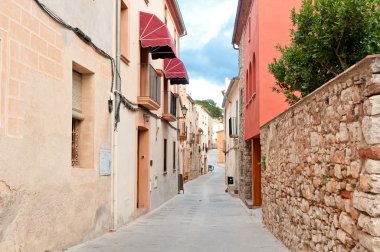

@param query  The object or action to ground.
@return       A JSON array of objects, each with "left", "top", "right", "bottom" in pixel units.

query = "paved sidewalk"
[{"left": 68, "top": 150, "right": 288, "bottom": 252}]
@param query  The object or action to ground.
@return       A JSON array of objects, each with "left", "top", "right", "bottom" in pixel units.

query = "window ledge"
[{"left": 163, "top": 171, "right": 168, "bottom": 176}]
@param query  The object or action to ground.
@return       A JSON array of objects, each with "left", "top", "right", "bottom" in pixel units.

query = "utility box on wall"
[{"left": 99, "top": 149, "right": 112, "bottom": 176}]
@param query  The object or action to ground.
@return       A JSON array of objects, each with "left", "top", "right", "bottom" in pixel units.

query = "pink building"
[{"left": 232, "top": 0, "right": 301, "bottom": 207}]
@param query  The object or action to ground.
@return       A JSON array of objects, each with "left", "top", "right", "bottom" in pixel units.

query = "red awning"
[
  {"left": 164, "top": 58, "right": 189, "bottom": 85},
  {"left": 140, "top": 12, "right": 176, "bottom": 60}
]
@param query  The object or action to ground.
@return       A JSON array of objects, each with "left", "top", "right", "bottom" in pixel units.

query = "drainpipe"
[{"left": 112, "top": 0, "right": 121, "bottom": 231}]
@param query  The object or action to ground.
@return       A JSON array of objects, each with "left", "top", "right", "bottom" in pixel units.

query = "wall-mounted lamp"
[{"left": 180, "top": 105, "right": 188, "bottom": 119}]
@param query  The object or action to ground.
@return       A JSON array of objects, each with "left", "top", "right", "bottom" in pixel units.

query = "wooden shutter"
[{"left": 72, "top": 71, "right": 84, "bottom": 120}]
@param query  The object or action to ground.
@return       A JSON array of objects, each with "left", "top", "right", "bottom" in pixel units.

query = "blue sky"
[{"left": 177, "top": 0, "right": 239, "bottom": 107}]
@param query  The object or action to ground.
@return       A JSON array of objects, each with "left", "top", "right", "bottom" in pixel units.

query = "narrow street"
[{"left": 68, "top": 150, "right": 288, "bottom": 252}]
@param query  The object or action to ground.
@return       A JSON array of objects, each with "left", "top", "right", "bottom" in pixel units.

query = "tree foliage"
[
  {"left": 269, "top": 0, "right": 380, "bottom": 104},
  {"left": 194, "top": 99, "right": 223, "bottom": 120}
]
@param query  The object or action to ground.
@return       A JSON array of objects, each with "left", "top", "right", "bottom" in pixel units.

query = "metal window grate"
[{"left": 72, "top": 119, "right": 80, "bottom": 166}]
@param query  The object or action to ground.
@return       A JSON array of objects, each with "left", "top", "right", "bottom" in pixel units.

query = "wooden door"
[{"left": 252, "top": 138, "right": 261, "bottom": 206}]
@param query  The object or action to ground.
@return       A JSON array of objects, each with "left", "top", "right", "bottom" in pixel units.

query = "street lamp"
[{"left": 180, "top": 105, "right": 188, "bottom": 119}]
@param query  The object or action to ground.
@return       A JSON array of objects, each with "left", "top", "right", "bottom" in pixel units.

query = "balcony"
[
  {"left": 138, "top": 65, "right": 161, "bottom": 110},
  {"left": 180, "top": 121, "right": 187, "bottom": 141},
  {"left": 162, "top": 92, "right": 177, "bottom": 122},
  {"left": 228, "top": 117, "right": 238, "bottom": 138}
]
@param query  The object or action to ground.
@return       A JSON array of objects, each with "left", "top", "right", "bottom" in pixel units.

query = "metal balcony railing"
[{"left": 148, "top": 65, "right": 161, "bottom": 104}]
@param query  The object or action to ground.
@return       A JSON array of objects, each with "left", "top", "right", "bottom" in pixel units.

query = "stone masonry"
[
  {"left": 237, "top": 29, "right": 252, "bottom": 203},
  {"left": 261, "top": 55, "right": 380, "bottom": 251}
]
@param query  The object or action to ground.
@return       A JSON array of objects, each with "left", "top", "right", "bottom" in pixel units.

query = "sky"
[{"left": 177, "top": 0, "right": 239, "bottom": 107}]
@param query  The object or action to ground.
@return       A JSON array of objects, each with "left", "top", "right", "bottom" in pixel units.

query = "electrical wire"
[
  {"left": 33, "top": 0, "right": 177, "bottom": 131},
  {"left": 33, "top": 0, "right": 118, "bottom": 94}
]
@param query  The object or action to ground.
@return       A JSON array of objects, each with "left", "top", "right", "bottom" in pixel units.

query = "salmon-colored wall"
[
  {"left": 258, "top": 0, "right": 301, "bottom": 126},
  {"left": 244, "top": 0, "right": 301, "bottom": 140},
  {"left": 244, "top": 0, "right": 259, "bottom": 140}
]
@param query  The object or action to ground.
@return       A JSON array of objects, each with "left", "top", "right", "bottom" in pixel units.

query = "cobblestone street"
[{"left": 68, "top": 150, "right": 288, "bottom": 252}]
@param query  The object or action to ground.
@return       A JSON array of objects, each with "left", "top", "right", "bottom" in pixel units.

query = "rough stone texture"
[
  {"left": 364, "top": 159, "right": 380, "bottom": 174},
  {"left": 364, "top": 95, "right": 380, "bottom": 116},
  {"left": 237, "top": 30, "right": 252, "bottom": 203},
  {"left": 358, "top": 214, "right": 380, "bottom": 237},
  {"left": 362, "top": 116, "right": 380, "bottom": 145},
  {"left": 261, "top": 56, "right": 380, "bottom": 252},
  {"left": 353, "top": 191, "right": 380, "bottom": 217}
]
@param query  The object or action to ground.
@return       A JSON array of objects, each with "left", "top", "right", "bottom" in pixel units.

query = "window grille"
[{"left": 72, "top": 119, "right": 80, "bottom": 166}]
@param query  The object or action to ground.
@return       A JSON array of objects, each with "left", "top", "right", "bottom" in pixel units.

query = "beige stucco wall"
[
  {"left": 0, "top": 0, "right": 114, "bottom": 250},
  {"left": 224, "top": 80, "right": 240, "bottom": 192},
  {"left": 39, "top": 0, "right": 115, "bottom": 56},
  {"left": 0, "top": 0, "right": 186, "bottom": 250},
  {"left": 115, "top": 0, "right": 182, "bottom": 224}
]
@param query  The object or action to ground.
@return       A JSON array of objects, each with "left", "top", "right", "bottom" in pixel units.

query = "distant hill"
[{"left": 194, "top": 99, "right": 223, "bottom": 120}]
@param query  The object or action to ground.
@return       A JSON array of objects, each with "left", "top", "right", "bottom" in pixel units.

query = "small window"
[
  {"left": 71, "top": 65, "right": 94, "bottom": 168},
  {"left": 164, "top": 139, "right": 167, "bottom": 173},
  {"left": 72, "top": 119, "right": 80, "bottom": 166},
  {"left": 72, "top": 71, "right": 83, "bottom": 167},
  {"left": 120, "top": 0, "right": 129, "bottom": 63}
]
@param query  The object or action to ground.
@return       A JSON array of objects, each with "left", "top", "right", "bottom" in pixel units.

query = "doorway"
[
  {"left": 137, "top": 128, "right": 149, "bottom": 210},
  {"left": 252, "top": 138, "right": 261, "bottom": 206}
]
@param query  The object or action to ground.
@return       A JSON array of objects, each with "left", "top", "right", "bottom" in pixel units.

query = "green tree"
[
  {"left": 194, "top": 99, "right": 223, "bottom": 120},
  {"left": 269, "top": 0, "right": 380, "bottom": 104}
]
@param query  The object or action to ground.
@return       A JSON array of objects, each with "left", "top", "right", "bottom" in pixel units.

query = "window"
[
  {"left": 164, "top": 139, "right": 167, "bottom": 173},
  {"left": 72, "top": 119, "right": 80, "bottom": 166},
  {"left": 228, "top": 117, "right": 238, "bottom": 138},
  {"left": 72, "top": 71, "right": 83, "bottom": 167},
  {"left": 251, "top": 54, "right": 256, "bottom": 94},
  {"left": 235, "top": 100, "right": 239, "bottom": 132},
  {"left": 120, "top": 0, "right": 129, "bottom": 63},
  {"left": 173, "top": 141, "right": 176, "bottom": 172},
  {"left": 71, "top": 64, "right": 94, "bottom": 168},
  {"left": 245, "top": 70, "right": 249, "bottom": 103},
  {"left": 248, "top": 17, "right": 251, "bottom": 42}
]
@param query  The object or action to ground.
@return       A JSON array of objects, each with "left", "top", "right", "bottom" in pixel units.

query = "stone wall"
[
  {"left": 261, "top": 55, "right": 380, "bottom": 252},
  {"left": 237, "top": 29, "right": 253, "bottom": 203}
]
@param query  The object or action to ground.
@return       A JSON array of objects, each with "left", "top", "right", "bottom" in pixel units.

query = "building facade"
[
  {"left": 195, "top": 104, "right": 213, "bottom": 174},
  {"left": 0, "top": 0, "right": 189, "bottom": 250},
  {"left": 177, "top": 88, "right": 202, "bottom": 181},
  {"left": 231, "top": 0, "right": 301, "bottom": 207},
  {"left": 222, "top": 77, "right": 240, "bottom": 195}
]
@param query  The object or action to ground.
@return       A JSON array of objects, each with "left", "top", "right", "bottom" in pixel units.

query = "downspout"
[
  {"left": 177, "top": 96, "right": 183, "bottom": 193},
  {"left": 112, "top": 0, "right": 121, "bottom": 231}
]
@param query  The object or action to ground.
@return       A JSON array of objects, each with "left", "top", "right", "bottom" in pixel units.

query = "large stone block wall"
[{"left": 261, "top": 55, "right": 380, "bottom": 252}]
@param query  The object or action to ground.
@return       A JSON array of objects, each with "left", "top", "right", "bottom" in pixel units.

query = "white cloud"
[
  {"left": 187, "top": 77, "right": 225, "bottom": 107},
  {"left": 179, "top": 0, "right": 237, "bottom": 51}
]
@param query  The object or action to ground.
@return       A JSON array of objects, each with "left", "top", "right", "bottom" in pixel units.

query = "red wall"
[{"left": 244, "top": 0, "right": 301, "bottom": 140}]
